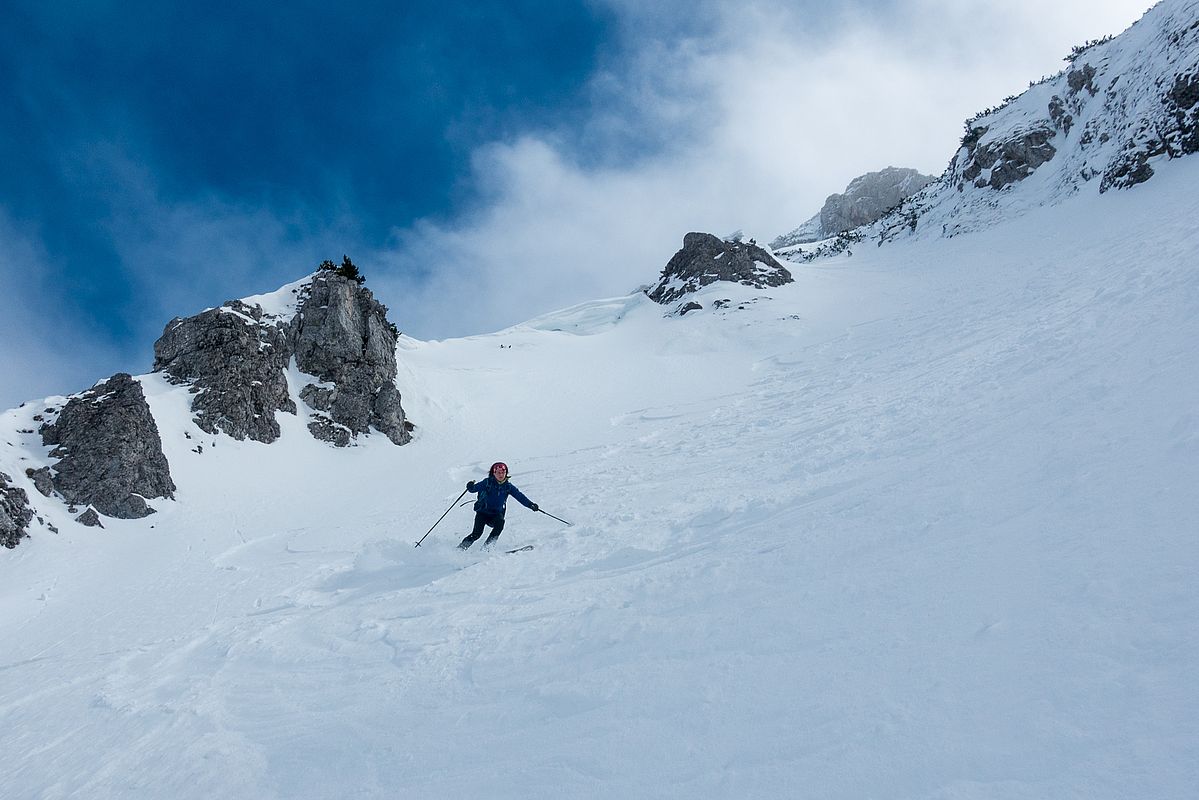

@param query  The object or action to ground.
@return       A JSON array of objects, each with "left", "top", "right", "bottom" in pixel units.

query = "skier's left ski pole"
[
  {"left": 415, "top": 487, "right": 469, "bottom": 547},
  {"left": 538, "top": 509, "right": 573, "bottom": 526}
]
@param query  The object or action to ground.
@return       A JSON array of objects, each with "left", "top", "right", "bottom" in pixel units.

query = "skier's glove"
[
  {"left": 531, "top": 503, "right": 539, "bottom": 512},
  {"left": 467, "top": 481, "right": 475, "bottom": 491}
]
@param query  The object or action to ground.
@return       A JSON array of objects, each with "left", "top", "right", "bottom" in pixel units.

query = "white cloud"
[{"left": 377, "top": 0, "right": 1150, "bottom": 339}]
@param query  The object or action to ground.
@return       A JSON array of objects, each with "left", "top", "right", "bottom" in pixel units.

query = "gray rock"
[
  {"left": 154, "top": 300, "right": 296, "bottom": 443},
  {"left": 153, "top": 271, "right": 412, "bottom": 448},
  {"left": 306, "top": 415, "right": 352, "bottom": 447},
  {"left": 771, "top": 167, "right": 935, "bottom": 248},
  {"left": 819, "top": 167, "right": 937, "bottom": 234},
  {"left": 370, "top": 382, "right": 412, "bottom": 445},
  {"left": 1048, "top": 95, "right": 1074, "bottom": 136},
  {"left": 1067, "top": 63, "right": 1098, "bottom": 96},
  {"left": 75, "top": 507, "right": 104, "bottom": 528},
  {"left": 1, "top": 471, "right": 35, "bottom": 549},
  {"left": 38, "top": 373, "right": 175, "bottom": 519},
  {"left": 647, "top": 233, "right": 793, "bottom": 305},
  {"left": 292, "top": 274, "right": 412, "bottom": 446},
  {"left": 1167, "top": 70, "right": 1199, "bottom": 153},
  {"left": 957, "top": 125, "right": 1058, "bottom": 191},
  {"left": 1101, "top": 69, "right": 1199, "bottom": 192},
  {"left": 25, "top": 466, "right": 55, "bottom": 498}
]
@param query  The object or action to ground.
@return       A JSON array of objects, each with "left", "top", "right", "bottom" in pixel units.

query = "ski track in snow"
[{"left": 1, "top": 160, "right": 1198, "bottom": 797}]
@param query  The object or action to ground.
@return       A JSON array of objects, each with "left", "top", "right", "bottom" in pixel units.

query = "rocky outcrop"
[
  {"left": 1, "top": 472, "right": 34, "bottom": 549},
  {"left": 38, "top": 373, "right": 175, "bottom": 519},
  {"left": 292, "top": 274, "right": 412, "bottom": 446},
  {"left": 152, "top": 270, "right": 412, "bottom": 448},
  {"left": 0, "top": 267, "right": 412, "bottom": 550},
  {"left": 956, "top": 125, "right": 1058, "bottom": 191},
  {"left": 154, "top": 300, "right": 296, "bottom": 443},
  {"left": 25, "top": 466, "right": 55, "bottom": 498},
  {"left": 647, "top": 233, "right": 793, "bottom": 306},
  {"left": 772, "top": 167, "right": 935, "bottom": 249}
]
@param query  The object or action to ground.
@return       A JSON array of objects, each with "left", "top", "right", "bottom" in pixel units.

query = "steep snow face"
[
  {"left": 876, "top": 0, "right": 1199, "bottom": 241},
  {"left": 1, "top": 154, "right": 1196, "bottom": 798}
]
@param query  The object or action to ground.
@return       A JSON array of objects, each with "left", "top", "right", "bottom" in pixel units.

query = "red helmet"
[{"left": 490, "top": 462, "right": 508, "bottom": 478}]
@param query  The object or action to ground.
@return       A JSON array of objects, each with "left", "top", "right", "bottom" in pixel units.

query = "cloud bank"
[{"left": 377, "top": 0, "right": 1151, "bottom": 339}]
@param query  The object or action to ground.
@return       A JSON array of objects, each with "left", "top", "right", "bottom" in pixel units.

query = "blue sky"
[{"left": 0, "top": 0, "right": 1149, "bottom": 408}]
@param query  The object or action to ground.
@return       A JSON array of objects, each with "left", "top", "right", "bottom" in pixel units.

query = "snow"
[
  {"left": 239, "top": 274, "right": 314, "bottom": 320},
  {"left": 2, "top": 156, "right": 1198, "bottom": 798},
  {"left": 217, "top": 305, "right": 261, "bottom": 326}
]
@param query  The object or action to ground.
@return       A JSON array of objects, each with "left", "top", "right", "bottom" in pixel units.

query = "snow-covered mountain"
[
  {"left": 873, "top": 0, "right": 1199, "bottom": 242},
  {"left": 2, "top": 2, "right": 1197, "bottom": 797},
  {"left": 770, "top": 166, "right": 936, "bottom": 249},
  {"left": 765, "top": 0, "right": 1199, "bottom": 260}
]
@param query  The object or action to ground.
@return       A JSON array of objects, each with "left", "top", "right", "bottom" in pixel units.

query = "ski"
[{"left": 505, "top": 545, "right": 534, "bottom": 554}]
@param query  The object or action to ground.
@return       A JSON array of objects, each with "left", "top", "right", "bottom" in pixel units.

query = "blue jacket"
[{"left": 469, "top": 475, "right": 534, "bottom": 517}]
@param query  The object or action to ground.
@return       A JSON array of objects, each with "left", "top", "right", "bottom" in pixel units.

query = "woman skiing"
[{"left": 458, "top": 461, "right": 538, "bottom": 550}]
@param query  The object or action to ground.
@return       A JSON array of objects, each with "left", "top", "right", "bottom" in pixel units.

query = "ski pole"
[
  {"left": 538, "top": 509, "right": 573, "bottom": 526},
  {"left": 415, "top": 487, "right": 469, "bottom": 547}
]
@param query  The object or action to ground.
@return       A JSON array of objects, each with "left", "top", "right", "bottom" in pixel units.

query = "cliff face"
[
  {"left": 37, "top": 373, "right": 176, "bottom": 522},
  {"left": 154, "top": 300, "right": 296, "bottom": 444},
  {"left": 153, "top": 270, "right": 411, "bottom": 447},
  {"left": 292, "top": 273, "right": 412, "bottom": 447}
]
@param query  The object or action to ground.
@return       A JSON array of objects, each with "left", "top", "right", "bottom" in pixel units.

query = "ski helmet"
[{"left": 490, "top": 461, "right": 508, "bottom": 478}]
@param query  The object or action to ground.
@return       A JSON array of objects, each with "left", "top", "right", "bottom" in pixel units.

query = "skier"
[{"left": 458, "top": 461, "right": 539, "bottom": 550}]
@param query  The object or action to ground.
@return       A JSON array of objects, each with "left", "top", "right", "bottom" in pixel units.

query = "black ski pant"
[{"left": 458, "top": 511, "right": 505, "bottom": 549}]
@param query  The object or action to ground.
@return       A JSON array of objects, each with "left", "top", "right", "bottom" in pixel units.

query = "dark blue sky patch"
[{"left": 0, "top": 0, "right": 613, "bottom": 356}]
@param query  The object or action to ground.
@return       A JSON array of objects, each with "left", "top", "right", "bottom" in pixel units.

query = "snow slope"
[{"left": 2, "top": 157, "right": 1197, "bottom": 797}]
